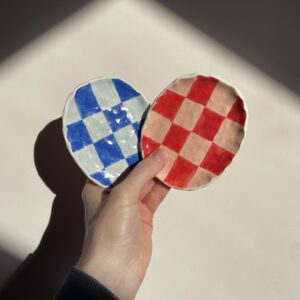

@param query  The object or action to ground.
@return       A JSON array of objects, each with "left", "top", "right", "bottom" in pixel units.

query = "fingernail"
[{"left": 152, "top": 148, "right": 169, "bottom": 164}]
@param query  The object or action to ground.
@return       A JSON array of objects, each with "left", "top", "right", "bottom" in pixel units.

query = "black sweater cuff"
[{"left": 55, "top": 267, "right": 119, "bottom": 300}]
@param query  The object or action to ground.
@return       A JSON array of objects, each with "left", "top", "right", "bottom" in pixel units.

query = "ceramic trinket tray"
[
  {"left": 141, "top": 74, "right": 247, "bottom": 190},
  {"left": 63, "top": 77, "right": 149, "bottom": 188}
]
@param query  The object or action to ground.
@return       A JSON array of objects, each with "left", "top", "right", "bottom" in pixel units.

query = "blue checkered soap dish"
[{"left": 63, "top": 77, "right": 149, "bottom": 188}]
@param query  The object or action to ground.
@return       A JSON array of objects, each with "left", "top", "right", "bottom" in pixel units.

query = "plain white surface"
[{"left": 0, "top": 0, "right": 300, "bottom": 299}]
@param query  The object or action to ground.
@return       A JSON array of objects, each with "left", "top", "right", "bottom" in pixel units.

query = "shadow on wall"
[
  {"left": 0, "top": 0, "right": 94, "bottom": 62},
  {"left": 0, "top": 249, "right": 21, "bottom": 287},
  {"left": 1, "top": 0, "right": 299, "bottom": 96},
  {"left": 156, "top": 0, "right": 300, "bottom": 96},
  {"left": 0, "top": 118, "right": 86, "bottom": 300}
]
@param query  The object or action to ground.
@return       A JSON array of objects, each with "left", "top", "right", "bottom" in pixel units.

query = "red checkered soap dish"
[{"left": 141, "top": 74, "right": 247, "bottom": 190}]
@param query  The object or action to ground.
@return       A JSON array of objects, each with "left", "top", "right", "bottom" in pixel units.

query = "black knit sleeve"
[{"left": 55, "top": 267, "right": 119, "bottom": 300}]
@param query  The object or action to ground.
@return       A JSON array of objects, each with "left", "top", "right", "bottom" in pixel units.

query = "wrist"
[{"left": 77, "top": 254, "right": 141, "bottom": 300}]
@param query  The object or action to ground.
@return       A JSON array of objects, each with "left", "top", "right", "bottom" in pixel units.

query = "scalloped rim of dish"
[
  {"left": 140, "top": 73, "right": 248, "bottom": 191},
  {"left": 62, "top": 76, "right": 149, "bottom": 188}
]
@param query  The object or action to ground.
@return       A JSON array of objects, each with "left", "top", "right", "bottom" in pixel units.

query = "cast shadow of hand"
[{"left": 0, "top": 118, "right": 87, "bottom": 300}]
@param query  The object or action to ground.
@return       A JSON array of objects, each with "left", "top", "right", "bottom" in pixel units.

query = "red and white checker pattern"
[{"left": 141, "top": 75, "right": 246, "bottom": 189}]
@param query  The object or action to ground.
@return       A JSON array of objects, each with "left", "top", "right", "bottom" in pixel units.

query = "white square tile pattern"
[
  {"left": 64, "top": 96, "right": 82, "bottom": 125},
  {"left": 73, "top": 144, "right": 103, "bottom": 174},
  {"left": 83, "top": 111, "right": 112, "bottom": 142},
  {"left": 123, "top": 95, "right": 149, "bottom": 123},
  {"left": 114, "top": 125, "right": 138, "bottom": 157},
  {"left": 91, "top": 78, "right": 121, "bottom": 109},
  {"left": 105, "top": 159, "right": 129, "bottom": 180}
]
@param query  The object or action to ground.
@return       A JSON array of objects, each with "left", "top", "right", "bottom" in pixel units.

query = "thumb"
[{"left": 118, "top": 148, "right": 168, "bottom": 194}]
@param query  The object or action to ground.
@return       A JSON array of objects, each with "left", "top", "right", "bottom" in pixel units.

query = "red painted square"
[
  {"left": 193, "top": 108, "right": 225, "bottom": 141},
  {"left": 142, "top": 136, "right": 160, "bottom": 157},
  {"left": 162, "top": 123, "right": 190, "bottom": 153},
  {"left": 187, "top": 76, "right": 218, "bottom": 106},
  {"left": 164, "top": 156, "right": 198, "bottom": 188},
  {"left": 152, "top": 90, "right": 185, "bottom": 121},
  {"left": 200, "top": 143, "right": 234, "bottom": 175},
  {"left": 227, "top": 96, "right": 246, "bottom": 126}
]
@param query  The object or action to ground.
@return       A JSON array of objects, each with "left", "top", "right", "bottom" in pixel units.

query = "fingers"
[
  {"left": 82, "top": 179, "right": 107, "bottom": 202},
  {"left": 139, "top": 179, "right": 156, "bottom": 200},
  {"left": 117, "top": 149, "right": 168, "bottom": 196},
  {"left": 82, "top": 179, "right": 110, "bottom": 225},
  {"left": 142, "top": 179, "right": 170, "bottom": 214}
]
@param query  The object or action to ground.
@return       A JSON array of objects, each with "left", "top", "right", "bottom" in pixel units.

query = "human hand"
[{"left": 77, "top": 149, "right": 169, "bottom": 300}]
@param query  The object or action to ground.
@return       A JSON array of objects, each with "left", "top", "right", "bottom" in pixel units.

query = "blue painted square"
[
  {"left": 132, "top": 121, "right": 141, "bottom": 136},
  {"left": 112, "top": 78, "right": 140, "bottom": 102},
  {"left": 126, "top": 153, "right": 140, "bottom": 168},
  {"left": 90, "top": 170, "right": 112, "bottom": 187},
  {"left": 94, "top": 134, "right": 125, "bottom": 167},
  {"left": 103, "top": 104, "right": 131, "bottom": 132},
  {"left": 75, "top": 84, "right": 101, "bottom": 118},
  {"left": 67, "top": 120, "right": 93, "bottom": 152}
]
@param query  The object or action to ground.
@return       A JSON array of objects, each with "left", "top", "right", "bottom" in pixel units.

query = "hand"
[{"left": 77, "top": 149, "right": 169, "bottom": 300}]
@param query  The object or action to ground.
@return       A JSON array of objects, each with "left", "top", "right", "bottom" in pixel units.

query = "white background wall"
[{"left": 0, "top": 0, "right": 299, "bottom": 299}]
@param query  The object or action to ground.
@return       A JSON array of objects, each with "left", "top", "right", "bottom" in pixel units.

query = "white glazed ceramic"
[
  {"left": 141, "top": 74, "right": 247, "bottom": 190},
  {"left": 63, "top": 77, "right": 149, "bottom": 188}
]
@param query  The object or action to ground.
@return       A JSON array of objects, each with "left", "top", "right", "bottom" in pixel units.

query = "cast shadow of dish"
[
  {"left": 0, "top": 112, "right": 148, "bottom": 299},
  {"left": 0, "top": 118, "right": 87, "bottom": 300}
]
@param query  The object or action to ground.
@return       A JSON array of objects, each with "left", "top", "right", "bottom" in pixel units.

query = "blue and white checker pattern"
[{"left": 63, "top": 78, "right": 149, "bottom": 187}]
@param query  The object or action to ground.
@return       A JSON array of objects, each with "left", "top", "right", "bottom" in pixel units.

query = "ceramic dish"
[
  {"left": 141, "top": 74, "right": 247, "bottom": 190},
  {"left": 63, "top": 77, "right": 149, "bottom": 188}
]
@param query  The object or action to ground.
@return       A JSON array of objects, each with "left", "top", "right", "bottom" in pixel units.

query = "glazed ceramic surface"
[
  {"left": 63, "top": 77, "right": 149, "bottom": 188},
  {"left": 141, "top": 74, "right": 247, "bottom": 190}
]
